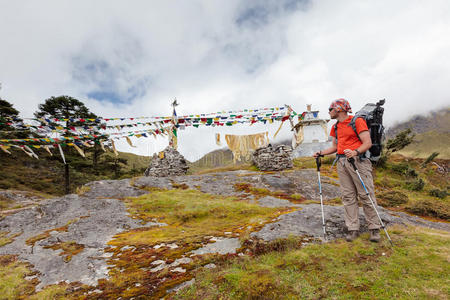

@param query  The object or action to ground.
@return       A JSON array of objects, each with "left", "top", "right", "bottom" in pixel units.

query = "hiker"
[{"left": 313, "top": 98, "right": 381, "bottom": 242}]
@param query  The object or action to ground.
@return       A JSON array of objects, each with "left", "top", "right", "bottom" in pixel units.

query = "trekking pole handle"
[
  {"left": 315, "top": 153, "right": 324, "bottom": 171},
  {"left": 348, "top": 157, "right": 358, "bottom": 171}
]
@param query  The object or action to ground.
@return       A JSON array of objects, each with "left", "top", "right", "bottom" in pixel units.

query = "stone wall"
[
  {"left": 252, "top": 144, "right": 293, "bottom": 171},
  {"left": 144, "top": 147, "right": 189, "bottom": 177}
]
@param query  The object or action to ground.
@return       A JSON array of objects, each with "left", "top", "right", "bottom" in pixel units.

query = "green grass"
[
  {"left": 110, "top": 189, "right": 285, "bottom": 247},
  {"left": 0, "top": 232, "right": 21, "bottom": 247},
  {"left": 177, "top": 226, "right": 450, "bottom": 299},
  {"left": 0, "top": 255, "right": 36, "bottom": 300},
  {"left": 102, "top": 151, "right": 150, "bottom": 172},
  {"left": 90, "top": 189, "right": 292, "bottom": 299}
]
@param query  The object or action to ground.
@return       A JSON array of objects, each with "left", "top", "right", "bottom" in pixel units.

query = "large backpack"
[{"left": 334, "top": 99, "right": 385, "bottom": 162}]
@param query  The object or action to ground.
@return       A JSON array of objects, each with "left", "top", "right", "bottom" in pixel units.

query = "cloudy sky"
[{"left": 1, "top": 0, "right": 449, "bottom": 161}]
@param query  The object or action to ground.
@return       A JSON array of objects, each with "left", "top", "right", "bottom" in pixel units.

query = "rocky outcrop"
[
  {"left": 144, "top": 147, "right": 189, "bottom": 177},
  {"left": 252, "top": 144, "right": 293, "bottom": 171},
  {"left": 252, "top": 204, "right": 450, "bottom": 242},
  {"left": 0, "top": 188, "right": 164, "bottom": 289},
  {"left": 135, "top": 169, "right": 340, "bottom": 201},
  {"left": 1, "top": 170, "right": 449, "bottom": 295}
]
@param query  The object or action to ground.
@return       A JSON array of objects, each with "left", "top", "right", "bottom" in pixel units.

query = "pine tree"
[
  {"left": 34, "top": 95, "right": 106, "bottom": 169},
  {"left": 0, "top": 98, "right": 29, "bottom": 139}
]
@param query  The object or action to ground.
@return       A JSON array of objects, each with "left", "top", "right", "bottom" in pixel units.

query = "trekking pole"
[
  {"left": 315, "top": 154, "right": 327, "bottom": 240},
  {"left": 347, "top": 157, "right": 394, "bottom": 246}
]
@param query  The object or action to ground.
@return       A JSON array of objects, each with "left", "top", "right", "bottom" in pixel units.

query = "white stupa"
[{"left": 291, "top": 104, "right": 332, "bottom": 157}]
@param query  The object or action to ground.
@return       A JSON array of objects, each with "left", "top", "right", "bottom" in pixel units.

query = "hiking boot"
[
  {"left": 369, "top": 229, "right": 381, "bottom": 243},
  {"left": 346, "top": 230, "right": 359, "bottom": 242}
]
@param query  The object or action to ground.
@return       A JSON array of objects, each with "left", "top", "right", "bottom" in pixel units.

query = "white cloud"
[{"left": 1, "top": 0, "right": 449, "bottom": 161}]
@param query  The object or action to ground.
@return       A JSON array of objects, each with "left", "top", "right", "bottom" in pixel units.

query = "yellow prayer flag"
[
  {"left": 44, "top": 145, "right": 53, "bottom": 156},
  {"left": 111, "top": 139, "right": 119, "bottom": 156},
  {"left": 73, "top": 144, "right": 85, "bottom": 158},
  {"left": 0, "top": 145, "right": 11, "bottom": 154},
  {"left": 100, "top": 141, "right": 106, "bottom": 152},
  {"left": 20, "top": 147, "right": 33, "bottom": 158},
  {"left": 125, "top": 136, "right": 136, "bottom": 148}
]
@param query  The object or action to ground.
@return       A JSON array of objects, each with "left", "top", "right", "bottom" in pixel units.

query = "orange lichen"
[
  {"left": 25, "top": 217, "right": 89, "bottom": 246},
  {"left": 43, "top": 241, "right": 85, "bottom": 262}
]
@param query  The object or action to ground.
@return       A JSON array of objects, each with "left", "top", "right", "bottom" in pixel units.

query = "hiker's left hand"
[{"left": 344, "top": 149, "right": 357, "bottom": 158}]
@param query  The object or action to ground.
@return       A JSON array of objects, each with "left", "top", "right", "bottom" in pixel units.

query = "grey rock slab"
[
  {"left": 171, "top": 174, "right": 242, "bottom": 196},
  {"left": 167, "top": 278, "right": 195, "bottom": 294},
  {"left": 0, "top": 190, "right": 45, "bottom": 210},
  {"left": 0, "top": 194, "right": 156, "bottom": 289},
  {"left": 282, "top": 170, "right": 340, "bottom": 200},
  {"left": 170, "top": 257, "right": 192, "bottom": 267},
  {"left": 191, "top": 238, "right": 241, "bottom": 255},
  {"left": 133, "top": 176, "right": 173, "bottom": 190},
  {"left": 204, "top": 263, "right": 217, "bottom": 269},
  {"left": 251, "top": 204, "right": 450, "bottom": 242},
  {"left": 257, "top": 196, "right": 302, "bottom": 208},
  {"left": 82, "top": 179, "right": 148, "bottom": 199},
  {"left": 261, "top": 174, "right": 296, "bottom": 192},
  {"left": 171, "top": 267, "right": 186, "bottom": 273}
]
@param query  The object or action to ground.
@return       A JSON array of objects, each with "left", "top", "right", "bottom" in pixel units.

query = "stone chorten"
[
  {"left": 144, "top": 146, "right": 189, "bottom": 177},
  {"left": 252, "top": 144, "right": 293, "bottom": 171},
  {"left": 291, "top": 104, "right": 332, "bottom": 157}
]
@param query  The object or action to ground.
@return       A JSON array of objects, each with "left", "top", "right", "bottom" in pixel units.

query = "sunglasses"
[{"left": 328, "top": 107, "right": 334, "bottom": 112}]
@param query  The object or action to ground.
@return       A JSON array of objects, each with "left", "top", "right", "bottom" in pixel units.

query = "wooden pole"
[{"left": 64, "top": 164, "right": 70, "bottom": 194}]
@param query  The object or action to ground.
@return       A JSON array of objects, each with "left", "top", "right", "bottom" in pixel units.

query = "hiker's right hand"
[{"left": 313, "top": 151, "right": 321, "bottom": 158}]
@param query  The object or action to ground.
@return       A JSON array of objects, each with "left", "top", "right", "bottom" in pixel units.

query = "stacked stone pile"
[
  {"left": 252, "top": 144, "right": 293, "bottom": 171},
  {"left": 144, "top": 147, "right": 189, "bottom": 177}
]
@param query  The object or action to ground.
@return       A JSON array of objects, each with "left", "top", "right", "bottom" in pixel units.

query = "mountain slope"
[
  {"left": 386, "top": 107, "right": 450, "bottom": 158},
  {"left": 0, "top": 150, "right": 150, "bottom": 195}
]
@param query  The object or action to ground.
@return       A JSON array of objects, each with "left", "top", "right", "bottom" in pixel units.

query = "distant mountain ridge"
[
  {"left": 386, "top": 107, "right": 450, "bottom": 137},
  {"left": 386, "top": 107, "right": 450, "bottom": 159}
]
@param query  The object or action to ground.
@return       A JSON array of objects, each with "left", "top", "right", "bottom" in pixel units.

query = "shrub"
[
  {"left": 406, "top": 178, "right": 425, "bottom": 191},
  {"left": 405, "top": 168, "right": 418, "bottom": 178},
  {"left": 429, "top": 189, "right": 448, "bottom": 199},
  {"left": 391, "top": 163, "right": 417, "bottom": 178},
  {"left": 386, "top": 128, "right": 415, "bottom": 153},
  {"left": 375, "top": 152, "right": 388, "bottom": 168},
  {"left": 377, "top": 190, "right": 409, "bottom": 207},
  {"left": 405, "top": 199, "right": 450, "bottom": 221},
  {"left": 374, "top": 176, "right": 394, "bottom": 188},
  {"left": 391, "top": 163, "right": 408, "bottom": 175},
  {"left": 421, "top": 152, "right": 439, "bottom": 168}
]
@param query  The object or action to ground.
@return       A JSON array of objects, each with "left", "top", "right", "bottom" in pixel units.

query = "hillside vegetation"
[
  {"left": 0, "top": 150, "right": 149, "bottom": 197},
  {"left": 387, "top": 107, "right": 450, "bottom": 159}
]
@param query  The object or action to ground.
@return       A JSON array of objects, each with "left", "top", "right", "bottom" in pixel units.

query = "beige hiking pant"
[{"left": 337, "top": 157, "right": 381, "bottom": 231}]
